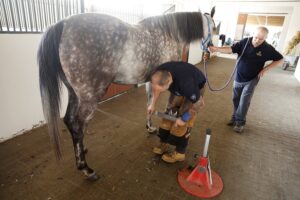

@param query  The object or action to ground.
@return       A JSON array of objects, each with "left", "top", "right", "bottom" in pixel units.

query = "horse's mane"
[{"left": 139, "top": 12, "right": 204, "bottom": 43}]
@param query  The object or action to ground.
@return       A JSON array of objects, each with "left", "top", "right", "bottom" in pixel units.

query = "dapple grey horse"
[{"left": 38, "top": 8, "right": 215, "bottom": 181}]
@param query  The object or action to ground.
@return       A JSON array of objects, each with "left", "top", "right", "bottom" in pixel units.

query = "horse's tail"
[{"left": 38, "top": 21, "right": 65, "bottom": 159}]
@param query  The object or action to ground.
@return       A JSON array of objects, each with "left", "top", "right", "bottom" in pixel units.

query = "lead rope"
[{"left": 202, "top": 37, "right": 250, "bottom": 91}]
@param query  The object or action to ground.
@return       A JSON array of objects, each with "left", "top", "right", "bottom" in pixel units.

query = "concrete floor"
[{"left": 0, "top": 57, "right": 300, "bottom": 200}]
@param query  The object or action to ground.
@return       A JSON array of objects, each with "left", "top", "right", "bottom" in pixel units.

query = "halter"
[{"left": 201, "top": 14, "right": 212, "bottom": 52}]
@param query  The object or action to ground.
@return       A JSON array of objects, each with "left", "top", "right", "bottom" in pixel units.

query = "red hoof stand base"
[{"left": 178, "top": 157, "right": 223, "bottom": 198}]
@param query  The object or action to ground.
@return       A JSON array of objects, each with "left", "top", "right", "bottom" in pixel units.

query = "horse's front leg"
[{"left": 145, "top": 82, "right": 157, "bottom": 133}]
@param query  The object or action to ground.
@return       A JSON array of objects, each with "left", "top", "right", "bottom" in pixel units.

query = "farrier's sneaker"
[
  {"left": 152, "top": 143, "right": 169, "bottom": 155},
  {"left": 162, "top": 151, "right": 185, "bottom": 163}
]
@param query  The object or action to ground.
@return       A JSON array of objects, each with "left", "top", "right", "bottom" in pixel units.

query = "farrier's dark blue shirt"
[
  {"left": 231, "top": 37, "right": 283, "bottom": 82},
  {"left": 156, "top": 62, "right": 206, "bottom": 103}
]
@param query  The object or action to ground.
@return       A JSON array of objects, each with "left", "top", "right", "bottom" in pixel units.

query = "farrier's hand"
[
  {"left": 147, "top": 104, "right": 155, "bottom": 115},
  {"left": 175, "top": 118, "right": 186, "bottom": 127}
]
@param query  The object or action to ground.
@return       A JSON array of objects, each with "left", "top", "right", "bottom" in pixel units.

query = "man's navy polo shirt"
[
  {"left": 231, "top": 37, "right": 283, "bottom": 82},
  {"left": 155, "top": 61, "right": 206, "bottom": 103}
]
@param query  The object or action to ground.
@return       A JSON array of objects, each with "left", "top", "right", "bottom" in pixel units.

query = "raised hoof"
[
  {"left": 146, "top": 125, "right": 157, "bottom": 134},
  {"left": 87, "top": 172, "right": 99, "bottom": 181},
  {"left": 84, "top": 148, "right": 88, "bottom": 155}
]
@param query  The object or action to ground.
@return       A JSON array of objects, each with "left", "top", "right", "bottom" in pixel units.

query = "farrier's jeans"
[{"left": 232, "top": 77, "right": 260, "bottom": 125}]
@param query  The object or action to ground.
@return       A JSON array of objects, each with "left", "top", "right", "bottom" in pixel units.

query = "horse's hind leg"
[{"left": 63, "top": 89, "right": 99, "bottom": 181}]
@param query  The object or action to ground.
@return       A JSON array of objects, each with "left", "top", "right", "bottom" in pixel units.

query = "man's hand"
[
  {"left": 203, "top": 52, "right": 210, "bottom": 61},
  {"left": 208, "top": 46, "right": 218, "bottom": 53},
  {"left": 147, "top": 104, "right": 155, "bottom": 115},
  {"left": 258, "top": 67, "right": 269, "bottom": 78},
  {"left": 258, "top": 59, "right": 284, "bottom": 78},
  {"left": 175, "top": 118, "right": 186, "bottom": 127}
]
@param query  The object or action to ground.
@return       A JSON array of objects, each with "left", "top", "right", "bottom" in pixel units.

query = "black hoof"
[
  {"left": 84, "top": 148, "right": 88, "bottom": 155},
  {"left": 147, "top": 126, "right": 157, "bottom": 134},
  {"left": 87, "top": 172, "right": 99, "bottom": 181}
]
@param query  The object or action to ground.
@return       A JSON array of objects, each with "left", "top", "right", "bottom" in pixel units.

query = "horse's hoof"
[
  {"left": 84, "top": 148, "right": 88, "bottom": 155},
  {"left": 147, "top": 126, "right": 157, "bottom": 134},
  {"left": 87, "top": 172, "right": 99, "bottom": 181}
]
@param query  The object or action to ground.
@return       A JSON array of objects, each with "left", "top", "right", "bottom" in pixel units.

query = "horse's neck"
[
  {"left": 148, "top": 28, "right": 183, "bottom": 60},
  {"left": 121, "top": 26, "right": 184, "bottom": 83},
  {"left": 160, "top": 41, "right": 183, "bottom": 62}
]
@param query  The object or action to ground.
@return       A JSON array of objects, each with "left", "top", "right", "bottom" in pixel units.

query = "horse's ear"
[{"left": 210, "top": 6, "right": 216, "bottom": 18}]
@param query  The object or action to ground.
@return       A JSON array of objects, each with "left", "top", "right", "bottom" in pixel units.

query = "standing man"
[
  {"left": 209, "top": 26, "right": 284, "bottom": 133},
  {"left": 148, "top": 61, "right": 206, "bottom": 163}
]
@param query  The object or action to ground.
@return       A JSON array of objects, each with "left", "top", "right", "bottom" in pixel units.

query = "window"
[{"left": 0, "top": 0, "right": 83, "bottom": 33}]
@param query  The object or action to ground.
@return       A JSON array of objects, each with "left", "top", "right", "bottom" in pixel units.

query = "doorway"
[{"left": 235, "top": 13, "right": 285, "bottom": 48}]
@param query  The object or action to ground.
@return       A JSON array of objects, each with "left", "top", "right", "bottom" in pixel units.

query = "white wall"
[
  {"left": 0, "top": 34, "right": 68, "bottom": 141},
  {"left": 295, "top": 59, "right": 300, "bottom": 82},
  {"left": 178, "top": 0, "right": 213, "bottom": 12}
]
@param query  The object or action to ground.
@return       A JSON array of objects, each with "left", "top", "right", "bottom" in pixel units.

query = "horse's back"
[
  {"left": 61, "top": 13, "right": 130, "bottom": 49},
  {"left": 59, "top": 13, "right": 132, "bottom": 97}
]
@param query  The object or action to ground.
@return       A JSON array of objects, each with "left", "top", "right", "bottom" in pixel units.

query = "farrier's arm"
[
  {"left": 181, "top": 87, "right": 205, "bottom": 111},
  {"left": 175, "top": 99, "right": 193, "bottom": 127},
  {"left": 147, "top": 86, "right": 161, "bottom": 115},
  {"left": 176, "top": 87, "right": 205, "bottom": 126},
  {"left": 258, "top": 59, "right": 284, "bottom": 78}
]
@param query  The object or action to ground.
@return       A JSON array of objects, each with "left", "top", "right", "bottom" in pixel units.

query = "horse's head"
[{"left": 202, "top": 6, "right": 216, "bottom": 51}]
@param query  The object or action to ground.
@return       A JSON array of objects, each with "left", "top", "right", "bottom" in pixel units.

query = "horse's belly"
[
  {"left": 113, "top": 61, "right": 147, "bottom": 84},
  {"left": 113, "top": 41, "right": 149, "bottom": 84}
]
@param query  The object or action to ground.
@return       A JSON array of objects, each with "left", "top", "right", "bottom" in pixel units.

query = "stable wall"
[
  {"left": 0, "top": 34, "right": 68, "bottom": 141},
  {"left": 295, "top": 60, "right": 300, "bottom": 82}
]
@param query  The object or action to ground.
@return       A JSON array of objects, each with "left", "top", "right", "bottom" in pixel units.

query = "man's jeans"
[{"left": 232, "top": 77, "right": 259, "bottom": 125}]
